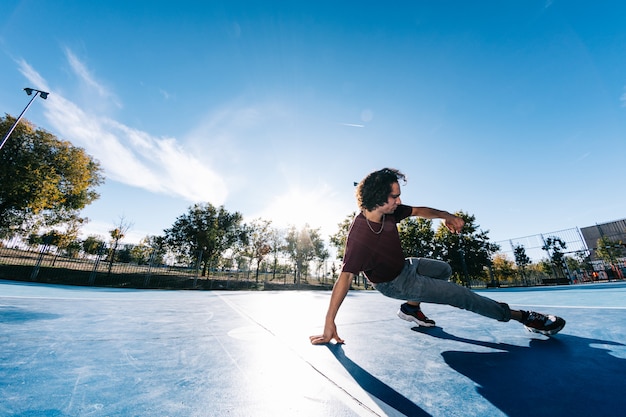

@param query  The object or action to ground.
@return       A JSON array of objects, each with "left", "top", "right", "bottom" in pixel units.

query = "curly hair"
[{"left": 356, "top": 168, "right": 406, "bottom": 211}]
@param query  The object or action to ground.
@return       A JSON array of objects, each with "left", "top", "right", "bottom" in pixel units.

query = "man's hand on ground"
[{"left": 309, "top": 322, "right": 344, "bottom": 345}]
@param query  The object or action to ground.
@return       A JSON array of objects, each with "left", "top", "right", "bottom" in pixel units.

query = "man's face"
[{"left": 379, "top": 182, "right": 402, "bottom": 214}]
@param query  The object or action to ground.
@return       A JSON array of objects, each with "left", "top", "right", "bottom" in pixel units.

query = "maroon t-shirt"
[{"left": 341, "top": 204, "right": 412, "bottom": 283}]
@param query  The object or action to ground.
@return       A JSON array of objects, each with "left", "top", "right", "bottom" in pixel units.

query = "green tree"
[
  {"left": 83, "top": 235, "right": 105, "bottom": 256},
  {"left": 492, "top": 253, "right": 516, "bottom": 285},
  {"left": 268, "top": 227, "right": 285, "bottom": 281},
  {"left": 596, "top": 236, "right": 623, "bottom": 266},
  {"left": 107, "top": 217, "right": 132, "bottom": 274},
  {"left": 284, "top": 224, "right": 328, "bottom": 285},
  {"left": 434, "top": 212, "right": 499, "bottom": 286},
  {"left": 542, "top": 236, "right": 568, "bottom": 280},
  {"left": 245, "top": 219, "right": 273, "bottom": 283},
  {"left": 596, "top": 236, "right": 624, "bottom": 279},
  {"left": 0, "top": 115, "right": 104, "bottom": 238},
  {"left": 513, "top": 244, "right": 531, "bottom": 285},
  {"left": 398, "top": 217, "right": 436, "bottom": 258},
  {"left": 329, "top": 213, "right": 356, "bottom": 260},
  {"left": 130, "top": 235, "right": 166, "bottom": 265},
  {"left": 164, "top": 203, "right": 246, "bottom": 277}
]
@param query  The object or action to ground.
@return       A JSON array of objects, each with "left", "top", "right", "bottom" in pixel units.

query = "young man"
[{"left": 309, "top": 168, "right": 565, "bottom": 345}]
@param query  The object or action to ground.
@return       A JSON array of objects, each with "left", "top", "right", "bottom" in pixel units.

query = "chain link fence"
[{"left": 495, "top": 225, "right": 626, "bottom": 285}]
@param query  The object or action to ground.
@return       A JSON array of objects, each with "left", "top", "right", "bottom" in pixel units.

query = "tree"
[
  {"left": 164, "top": 203, "right": 246, "bottom": 277},
  {"left": 83, "top": 235, "right": 106, "bottom": 256},
  {"left": 513, "top": 244, "right": 531, "bottom": 285},
  {"left": 542, "top": 236, "right": 568, "bottom": 280},
  {"left": 284, "top": 224, "right": 328, "bottom": 285},
  {"left": 434, "top": 212, "right": 499, "bottom": 286},
  {"left": 398, "top": 217, "right": 436, "bottom": 258},
  {"left": 130, "top": 235, "right": 166, "bottom": 265},
  {"left": 245, "top": 219, "right": 273, "bottom": 283},
  {"left": 107, "top": 217, "right": 133, "bottom": 274},
  {"left": 268, "top": 227, "right": 285, "bottom": 281},
  {"left": 0, "top": 115, "right": 104, "bottom": 238},
  {"left": 596, "top": 236, "right": 625, "bottom": 280},
  {"left": 329, "top": 213, "right": 356, "bottom": 260},
  {"left": 492, "top": 253, "right": 516, "bottom": 285}
]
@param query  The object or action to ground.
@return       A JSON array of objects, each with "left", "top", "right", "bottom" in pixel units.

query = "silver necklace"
[{"left": 365, "top": 214, "right": 385, "bottom": 234}]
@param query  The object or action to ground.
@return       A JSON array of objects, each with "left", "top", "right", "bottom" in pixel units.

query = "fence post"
[
  {"left": 143, "top": 250, "right": 156, "bottom": 287},
  {"left": 88, "top": 243, "right": 106, "bottom": 285},
  {"left": 29, "top": 243, "right": 50, "bottom": 281}
]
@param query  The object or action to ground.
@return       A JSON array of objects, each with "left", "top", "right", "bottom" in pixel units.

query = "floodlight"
[{"left": 0, "top": 87, "right": 50, "bottom": 151}]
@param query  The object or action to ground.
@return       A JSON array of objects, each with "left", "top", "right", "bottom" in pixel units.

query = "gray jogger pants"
[{"left": 372, "top": 257, "right": 511, "bottom": 322}]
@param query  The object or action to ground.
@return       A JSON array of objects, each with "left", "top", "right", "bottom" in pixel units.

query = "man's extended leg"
[
  {"left": 375, "top": 258, "right": 565, "bottom": 334},
  {"left": 374, "top": 258, "right": 511, "bottom": 321}
]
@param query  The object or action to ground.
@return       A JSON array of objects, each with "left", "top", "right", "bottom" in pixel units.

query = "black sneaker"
[
  {"left": 397, "top": 303, "right": 436, "bottom": 327},
  {"left": 522, "top": 311, "right": 566, "bottom": 335}
]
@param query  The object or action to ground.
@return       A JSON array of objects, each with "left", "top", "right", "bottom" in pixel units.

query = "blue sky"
[{"left": 1, "top": 1, "right": 625, "bottom": 247}]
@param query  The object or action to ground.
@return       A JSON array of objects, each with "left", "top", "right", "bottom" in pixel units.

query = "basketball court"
[{"left": 1, "top": 279, "right": 625, "bottom": 416}]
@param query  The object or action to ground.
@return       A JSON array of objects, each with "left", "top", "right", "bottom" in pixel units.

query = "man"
[{"left": 309, "top": 168, "right": 565, "bottom": 345}]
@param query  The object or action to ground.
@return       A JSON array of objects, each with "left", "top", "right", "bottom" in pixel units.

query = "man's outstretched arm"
[
  {"left": 411, "top": 206, "right": 464, "bottom": 233},
  {"left": 309, "top": 271, "right": 354, "bottom": 345}
]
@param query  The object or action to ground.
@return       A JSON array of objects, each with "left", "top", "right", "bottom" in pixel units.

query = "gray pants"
[{"left": 372, "top": 257, "right": 511, "bottom": 322}]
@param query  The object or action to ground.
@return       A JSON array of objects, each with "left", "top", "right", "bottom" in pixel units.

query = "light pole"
[{"left": 0, "top": 87, "right": 49, "bottom": 151}]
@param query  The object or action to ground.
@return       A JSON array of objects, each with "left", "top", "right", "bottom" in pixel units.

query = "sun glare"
[{"left": 253, "top": 186, "right": 349, "bottom": 237}]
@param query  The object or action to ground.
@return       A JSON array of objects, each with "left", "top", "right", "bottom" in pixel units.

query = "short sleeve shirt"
[{"left": 341, "top": 204, "right": 412, "bottom": 283}]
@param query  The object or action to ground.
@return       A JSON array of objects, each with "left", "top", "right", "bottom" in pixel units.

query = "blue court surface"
[{"left": 1, "top": 279, "right": 625, "bottom": 417}]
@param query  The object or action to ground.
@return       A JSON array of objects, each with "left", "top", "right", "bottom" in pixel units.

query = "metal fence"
[
  {"left": 495, "top": 226, "right": 626, "bottom": 284},
  {"left": 495, "top": 227, "right": 589, "bottom": 264},
  {"left": 0, "top": 242, "right": 338, "bottom": 291}
]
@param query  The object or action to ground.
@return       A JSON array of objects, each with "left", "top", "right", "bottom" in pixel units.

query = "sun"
[{"left": 253, "top": 185, "right": 351, "bottom": 237}]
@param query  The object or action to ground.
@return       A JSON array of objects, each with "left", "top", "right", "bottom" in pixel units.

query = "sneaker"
[
  {"left": 521, "top": 311, "right": 566, "bottom": 335},
  {"left": 397, "top": 303, "right": 436, "bottom": 327}
]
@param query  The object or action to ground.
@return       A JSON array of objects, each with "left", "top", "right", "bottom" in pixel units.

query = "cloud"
[
  {"left": 16, "top": 54, "right": 227, "bottom": 205},
  {"left": 64, "top": 48, "right": 122, "bottom": 108}
]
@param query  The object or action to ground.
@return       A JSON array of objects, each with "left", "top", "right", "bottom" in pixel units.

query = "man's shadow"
[
  {"left": 327, "top": 329, "right": 625, "bottom": 417},
  {"left": 412, "top": 326, "right": 626, "bottom": 417},
  {"left": 326, "top": 343, "right": 432, "bottom": 416}
]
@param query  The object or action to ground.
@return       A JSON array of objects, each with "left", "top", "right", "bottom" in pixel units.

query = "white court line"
[{"left": 509, "top": 304, "right": 626, "bottom": 310}]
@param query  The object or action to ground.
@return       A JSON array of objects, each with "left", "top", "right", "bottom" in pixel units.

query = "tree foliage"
[
  {"left": 0, "top": 115, "right": 104, "bottom": 238},
  {"left": 491, "top": 253, "right": 516, "bottom": 284},
  {"left": 285, "top": 224, "right": 328, "bottom": 284},
  {"left": 542, "top": 236, "right": 568, "bottom": 278},
  {"left": 329, "top": 213, "right": 356, "bottom": 260},
  {"left": 83, "top": 235, "right": 105, "bottom": 255},
  {"left": 432, "top": 212, "right": 499, "bottom": 285},
  {"left": 596, "top": 236, "right": 624, "bottom": 266},
  {"left": 130, "top": 235, "right": 166, "bottom": 265},
  {"left": 244, "top": 218, "right": 273, "bottom": 282},
  {"left": 513, "top": 244, "right": 531, "bottom": 284},
  {"left": 398, "top": 217, "right": 436, "bottom": 258},
  {"left": 164, "top": 203, "right": 246, "bottom": 276}
]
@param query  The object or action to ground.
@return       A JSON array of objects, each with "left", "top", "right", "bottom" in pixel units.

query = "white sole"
[
  {"left": 524, "top": 322, "right": 565, "bottom": 336},
  {"left": 397, "top": 310, "right": 436, "bottom": 327}
]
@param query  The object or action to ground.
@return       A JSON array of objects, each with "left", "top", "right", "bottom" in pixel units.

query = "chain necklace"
[{"left": 365, "top": 214, "right": 385, "bottom": 234}]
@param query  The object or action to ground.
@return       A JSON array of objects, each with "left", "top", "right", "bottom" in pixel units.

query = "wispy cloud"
[
  {"left": 16, "top": 53, "right": 227, "bottom": 205},
  {"left": 64, "top": 48, "right": 122, "bottom": 109},
  {"left": 339, "top": 122, "right": 364, "bottom": 128}
]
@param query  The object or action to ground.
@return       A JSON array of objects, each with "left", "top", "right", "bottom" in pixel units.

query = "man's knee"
[{"left": 416, "top": 258, "right": 451, "bottom": 280}]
